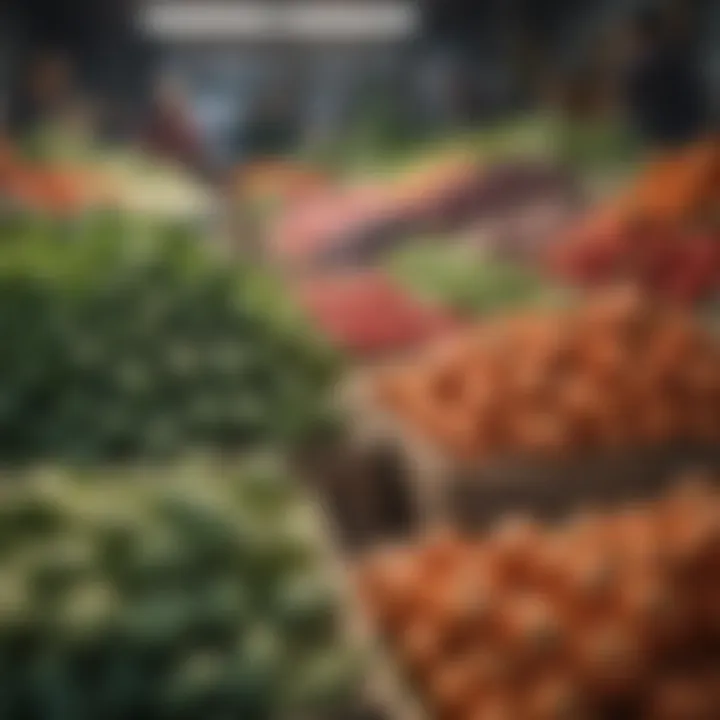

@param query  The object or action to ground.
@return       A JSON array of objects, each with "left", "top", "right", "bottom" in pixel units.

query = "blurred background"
[
  {"left": 0, "top": 3, "right": 719, "bottom": 719},
  {"left": 2, "top": 0, "right": 718, "bottom": 169}
]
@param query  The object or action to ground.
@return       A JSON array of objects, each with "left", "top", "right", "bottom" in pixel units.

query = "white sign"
[{"left": 141, "top": 2, "right": 419, "bottom": 42}]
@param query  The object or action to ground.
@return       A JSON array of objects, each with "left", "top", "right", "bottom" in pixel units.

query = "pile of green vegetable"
[
  {"left": 387, "top": 243, "right": 570, "bottom": 316},
  {"left": 0, "top": 215, "right": 338, "bottom": 462},
  {"left": 0, "top": 458, "right": 359, "bottom": 719},
  {"left": 20, "top": 125, "right": 214, "bottom": 220}
]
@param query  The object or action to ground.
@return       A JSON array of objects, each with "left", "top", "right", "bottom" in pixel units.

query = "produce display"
[
  {"left": 616, "top": 139, "right": 720, "bottom": 224},
  {"left": 550, "top": 216, "right": 720, "bottom": 304},
  {"left": 0, "top": 222, "right": 337, "bottom": 462},
  {"left": 387, "top": 244, "right": 570, "bottom": 317},
  {"left": 358, "top": 476, "right": 720, "bottom": 719},
  {"left": 270, "top": 158, "right": 579, "bottom": 269},
  {"left": 549, "top": 139, "right": 720, "bottom": 303},
  {"left": 0, "top": 459, "right": 359, "bottom": 718},
  {"left": 375, "top": 289, "right": 720, "bottom": 460},
  {"left": 554, "top": 117, "right": 637, "bottom": 174},
  {"left": 21, "top": 121, "right": 102, "bottom": 166},
  {"left": 270, "top": 158, "right": 482, "bottom": 269},
  {"left": 328, "top": 113, "right": 633, "bottom": 180},
  {"left": 271, "top": 183, "right": 390, "bottom": 267},
  {"left": 1, "top": 137, "right": 214, "bottom": 219},
  {"left": 2, "top": 111, "right": 718, "bottom": 720},
  {"left": 95, "top": 152, "right": 215, "bottom": 219},
  {"left": 297, "top": 270, "right": 459, "bottom": 357},
  {"left": 467, "top": 195, "right": 583, "bottom": 265},
  {"left": 0, "top": 140, "right": 111, "bottom": 215}
]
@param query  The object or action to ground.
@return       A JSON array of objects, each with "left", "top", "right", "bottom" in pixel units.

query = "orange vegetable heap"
[
  {"left": 0, "top": 140, "right": 114, "bottom": 215},
  {"left": 376, "top": 289, "right": 720, "bottom": 460},
  {"left": 358, "top": 475, "right": 720, "bottom": 720},
  {"left": 619, "top": 138, "right": 720, "bottom": 225}
]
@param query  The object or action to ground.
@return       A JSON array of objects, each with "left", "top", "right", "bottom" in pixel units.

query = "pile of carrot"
[
  {"left": 358, "top": 474, "right": 720, "bottom": 719},
  {"left": 376, "top": 288, "right": 720, "bottom": 459}
]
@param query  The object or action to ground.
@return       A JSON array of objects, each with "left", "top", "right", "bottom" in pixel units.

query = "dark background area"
[
  {"left": 1, "top": 0, "right": 607, "bottom": 102},
  {"left": 4, "top": 0, "right": 153, "bottom": 130},
  {"left": 2, "top": 0, "right": 718, "bottom": 151}
]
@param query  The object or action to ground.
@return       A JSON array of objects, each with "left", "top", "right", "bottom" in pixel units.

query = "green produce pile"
[
  {"left": 21, "top": 122, "right": 99, "bottom": 166},
  {"left": 553, "top": 117, "right": 638, "bottom": 176},
  {"left": 0, "top": 216, "right": 338, "bottom": 462},
  {"left": 303, "top": 113, "right": 638, "bottom": 183},
  {"left": 0, "top": 458, "right": 359, "bottom": 719},
  {"left": 388, "top": 243, "right": 570, "bottom": 316},
  {"left": 20, "top": 125, "right": 214, "bottom": 220},
  {"left": 309, "top": 114, "right": 558, "bottom": 180},
  {"left": 96, "top": 151, "right": 216, "bottom": 219}
]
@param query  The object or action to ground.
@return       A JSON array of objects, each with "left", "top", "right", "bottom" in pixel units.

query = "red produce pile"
[
  {"left": 549, "top": 212, "right": 720, "bottom": 304},
  {"left": 297, "top": 271, "right": 459, "bottom": 356},
  {"left": 548, "top": 139, "right": 720, "bottom": 305}
]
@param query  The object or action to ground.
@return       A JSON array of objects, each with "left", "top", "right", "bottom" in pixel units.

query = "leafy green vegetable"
[
  {"left": 0, "top": 461, "right": 359, "bottom": 719},
  {"left": 0, "top": 216, "right": 339, "bottom": 463},
  {"left": 388, "top": 243, "right": 569, "bottom": 316}
]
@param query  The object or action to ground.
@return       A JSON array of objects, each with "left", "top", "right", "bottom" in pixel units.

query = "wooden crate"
[
  {"left": 295, "top": 438, "right": 416, "bottom": 555},
  {"left": 332, "top": 371, "right": 720, "bottom": 544}
]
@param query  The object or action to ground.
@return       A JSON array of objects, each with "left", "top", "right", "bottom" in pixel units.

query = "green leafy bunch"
[{"left": 0, "top": 213, "right": 338, "bottom": 463}]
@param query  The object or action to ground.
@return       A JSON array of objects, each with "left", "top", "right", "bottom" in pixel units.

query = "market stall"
[{"left": 0, "top": 3, "right": 718, "bottom": 719}]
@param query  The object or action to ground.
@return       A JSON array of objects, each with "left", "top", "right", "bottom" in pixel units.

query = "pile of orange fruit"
[
  {"left": 358, "top": 475, "right": 720, "bottom": 719},
  {"left": 376, "top": 289, "right": 720, "bottom": 460}
]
